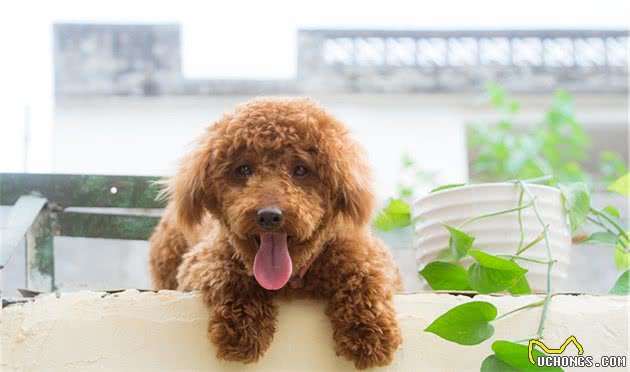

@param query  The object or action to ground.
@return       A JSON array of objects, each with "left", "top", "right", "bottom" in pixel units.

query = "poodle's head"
[{"left": 169, "top": 97, "right": 373, "bottom": 290}]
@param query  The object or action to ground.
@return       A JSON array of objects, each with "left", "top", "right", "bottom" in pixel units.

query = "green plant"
[
  {"left": 417, "top": 179, "right": 572, "bottom": 371},
  {"left": 374, "top": 153, "right": 438, "bottom": 232},
  {"left": 376, "top": 85, "right": 627, "bottom": 232},
  {"left": 578, "top": 172, "right": 629, "bottom": 294},
  {"left": 373, "top": 198, "right": 411, "bottom": 232},
  {"left": 397, "top": 153, "right": 438, "bottom": 201},
  {"left": 418, "top": 173, "right": 628, "bottom": 371},
  {"left": 373, "top": 85, "right": 628, "bottom": 370},
  {"left": 469, "top": 84, "right": 627, "bottom": 187},
  {"left": 600, "top": 151, "right": 628, "bottom": 186}
]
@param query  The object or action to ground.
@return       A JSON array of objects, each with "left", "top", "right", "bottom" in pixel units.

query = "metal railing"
[
  {"left": 297, "top": 29, "right": 629, "bottom": 93},
  {"left": 53, "top": 25, "right": 629, "bottom": 95},
  {"left": 0, "top": 173, "right": 164, "bottom": 293}
]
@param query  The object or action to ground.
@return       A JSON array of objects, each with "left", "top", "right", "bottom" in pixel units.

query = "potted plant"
[
  {"left": 374, "top": 174, "right": 627, "bottom": 370},
  {"left": 373, "top": 85, "right": 628, "bottom": 370},
  {"left": 413, "top": 179, "right": 573, "bottom": 293}
]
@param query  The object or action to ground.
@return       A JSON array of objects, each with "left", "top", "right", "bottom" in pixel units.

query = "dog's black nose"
[{"left": 256, "top": 207, "right": 283, "bottom": 229}]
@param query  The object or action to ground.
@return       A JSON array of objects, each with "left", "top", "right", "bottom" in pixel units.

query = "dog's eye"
[
  {"left": 237, "top": 164, "right": 253, "bottom": 177},
  {"left": 293, "top": 165, "right": 308, "bottom": 177}
]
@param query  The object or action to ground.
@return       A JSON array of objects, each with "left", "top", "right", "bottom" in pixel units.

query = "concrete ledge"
[{"left": 2, "top": 291, "right": 628, "bottom": 371}]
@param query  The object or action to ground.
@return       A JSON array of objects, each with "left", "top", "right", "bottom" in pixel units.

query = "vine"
[{"left": 417, "top": 173, "right": 628, "bottom": 371}]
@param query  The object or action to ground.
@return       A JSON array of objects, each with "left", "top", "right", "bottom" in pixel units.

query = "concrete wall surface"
[{"left": 2, "top": 291, "right": 628, "bottom": 371}]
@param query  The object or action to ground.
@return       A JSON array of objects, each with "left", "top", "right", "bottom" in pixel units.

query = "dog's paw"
[
  {"left": 208, "top": 312, "right": 275, "bottom": 363},
  {"left": 334, "top": 320, "right": 402, "bottom": 369}
]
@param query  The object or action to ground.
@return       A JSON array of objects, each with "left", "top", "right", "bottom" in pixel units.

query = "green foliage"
[
  {"left": 582, "top": 231, "right": 618, "bottom": 245},
  {"left": 396, "top": 152, "right": 439, "bottom": 201},
  {"left": 485, "top": 83, "right": 520, "bottom": 114},
  {"left": 480, "top": 355, "right": 520, "bottom": 372},
  {"left": 377, "top": 84, "right": 628, "bottom": 370},
  {"left": 583, "top": 173, "right": 629, "bottom": 294},
  {"left": 419, "top": 262, "right": 471, "bottom": 290},
  {"left": 614, "top": 242, "right": 630, "bottom": 270},
  {"left": 402, "top": 153, "right": 415, "bottom": 168},
  {"left": 469, "top": 85, "right": 626, "bottom": 187},
  {"left": 373, "top": 199, "right": 411, "bottom": 231},
  {"left": 491, "top": 341, "right": 563, "bottom": 371},
  {"left": 446, "top": 225, "right": 475, "bottom": 260},
  {"left": 419, "top": 250, "right": 531, "bottom": 294},
  {"left": 374, "top": 153, "right": 440, "bottom": 230},
  {"left": 600, "top": 152, "right": 628, "bottom": 186},
  {"left": 603, "top": 205, "right": 621, "bottom": 218},
  {"left": 507, "top": 276, "right": 532, "bottom": 295},
  {"left": 608, "top": 173, "right": 629, "bottom": 197},
  {"left": 558, "top": 183, "right": 590, "bottom": 232},
  {"left": 417, "top": 178, "right": 627, "bottom": 370},
  {"left": 467, "top": 250, "right": 528, "bottom": 294},
  {"left": 610, "top": 270, "right": 629, "bottom": 295},
  {"left": 424, "top": 301, "right": 497, "bottom": 345},
  {"left": 610, "top": 220, "right": 629, "bottom": 272}
]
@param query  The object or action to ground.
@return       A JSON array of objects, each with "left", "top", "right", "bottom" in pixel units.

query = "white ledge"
[{"left": 2, "top": 291, "right": 628, "bottom": 371}]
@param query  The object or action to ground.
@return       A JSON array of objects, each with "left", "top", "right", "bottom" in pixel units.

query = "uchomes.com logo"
[{"left": 528, "top": 336, "right": 627, "bottom": 368}]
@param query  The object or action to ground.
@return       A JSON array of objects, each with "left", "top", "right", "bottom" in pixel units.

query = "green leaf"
[
  {"left": 480, "top": 355, "right": 520, "bottom": 372},
  {"left": 430, "top": 183, "right": 466, "bottom": 193},
  {"left": 582, "top": 231, "right": 618, "bottom": 246},
  {"left": 608, "top": 173, "right": 629, "bottom": 197},
  {"left": 399, "top": 186, "right": 414, "bottom": 199},
  {"left": 603, "top": 205, "right": 621, "bottom": 218},
  {"left": 486, "top": 83, "right": 507, "bottom": 108},
  {"left": 373, "top": 199, "right": 411, "bottom": 231},
  {"left": 467, "top": 250, "right": 528, "bottom": 294},
  {"left": 468, "top": 250, "right": 527, "bottom": 272},
  {"left": 507, "top": 101, "right": 520, "bottom": 114},
  {"left": 614, "top": 244, "right": 630, "bottom": 270},
  {"left": 402, "top": 153, "right": 414, "bottom": 168},
  {"left": 507, "top": 275, "right": 532, "bottom": 295},
  {"left": 424, "top": 301, "right": 497, "bottom": 345},
  {"left": 610, "top": 270, "right": 629, "bottom": 295},
  {"left": 600, "top": 151, "right": 628, "bottom": 186},
  {"left": 419, "top": 261, "right": 471, "bottom": 290},
  {"left": 445, "top": 225, "right": 475, "bottom": 260},
  {"left": 558, "top": 183, "right": 591, "bottom": 232},
  {"left": 384, "top": 198, "right": 409, "bottom": 214},
  {"left": 435, "top": 248, "right": 454, "bottom": 262},
  {"left": 492, "top": 341, "right": 563, "bottom": 371}
]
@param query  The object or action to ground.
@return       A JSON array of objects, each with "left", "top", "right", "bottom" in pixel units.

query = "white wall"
[
  {"left": 0, "top": 13, "right": 54, "bottom": 173},
  {"left": 52, "top": 93, "right": 628, "bottom": 201},
  {"left": 53, "top": 95, "right": 470, "bottom": 201}
]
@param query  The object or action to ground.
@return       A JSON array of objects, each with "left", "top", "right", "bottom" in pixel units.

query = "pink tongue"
[{"left": 253, "top": 232, "right": 292, "bottom": 290}]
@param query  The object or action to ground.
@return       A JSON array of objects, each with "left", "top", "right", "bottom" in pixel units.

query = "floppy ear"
[
  {"left": 333, "top": 142, "right": 375, "bottom": 226},
  {"left": 166, "top": 124, "right": 223, "bottom": 231}
]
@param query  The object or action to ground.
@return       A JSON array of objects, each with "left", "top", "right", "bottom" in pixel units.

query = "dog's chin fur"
[{"left": 148, "top": 97, "right": 403, "bottom": 369}]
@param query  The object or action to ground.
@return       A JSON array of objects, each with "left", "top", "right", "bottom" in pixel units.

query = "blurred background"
[{"left": 1, "top": 0, "right": 628, "bottom": 295}]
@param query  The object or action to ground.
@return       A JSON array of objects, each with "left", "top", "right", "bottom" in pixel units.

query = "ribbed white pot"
[{"left": 413, "top": 183, "right": 572, "bottom": 292}]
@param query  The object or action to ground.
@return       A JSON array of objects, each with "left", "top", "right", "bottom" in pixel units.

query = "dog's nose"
[{"left": 256, "top": 207, "right": 283, "bottom": 229}]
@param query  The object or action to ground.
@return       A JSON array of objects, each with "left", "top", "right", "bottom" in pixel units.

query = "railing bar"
[
  {"left": 299, "top": 29, "right": 629, "bottom": 39},
  {"left": 0, "top": 196, "right": 48, "bottom": 269}
]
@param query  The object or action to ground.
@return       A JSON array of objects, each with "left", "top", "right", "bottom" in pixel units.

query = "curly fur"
[{"left": 149, "top": 97, "right": 402, "bottom": 369}]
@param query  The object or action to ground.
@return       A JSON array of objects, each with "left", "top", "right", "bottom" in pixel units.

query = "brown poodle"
[{"left": 149, "top": 97, "right": 402, "bottom": 369}]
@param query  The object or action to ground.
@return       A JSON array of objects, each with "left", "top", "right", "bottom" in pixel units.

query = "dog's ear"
[
  {"left": 331, "top": 141, "right": 375, "bottom": 226},
  {"left": 166, "top": 121, "right": 226, "bottom": 231}
]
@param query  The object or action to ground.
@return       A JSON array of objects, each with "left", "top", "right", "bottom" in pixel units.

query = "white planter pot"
[{"left": 413, "top": 183, "right": 572, "bottom": 292}]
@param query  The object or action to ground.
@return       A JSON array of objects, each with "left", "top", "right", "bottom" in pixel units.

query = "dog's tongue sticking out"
[{"left": 253, "top": 232, "right": 292, "bottom": 290}]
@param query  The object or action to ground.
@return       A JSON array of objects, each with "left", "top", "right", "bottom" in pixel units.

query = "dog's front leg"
[
  {"left": 320, "top": 241, "right": 402, "bottom": 369},
  {"left": 178, "top": 244, "right": 277, "bottom": 363},
  {"left": 206, "top": 278, "right": 277, "bottom": 363}
]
